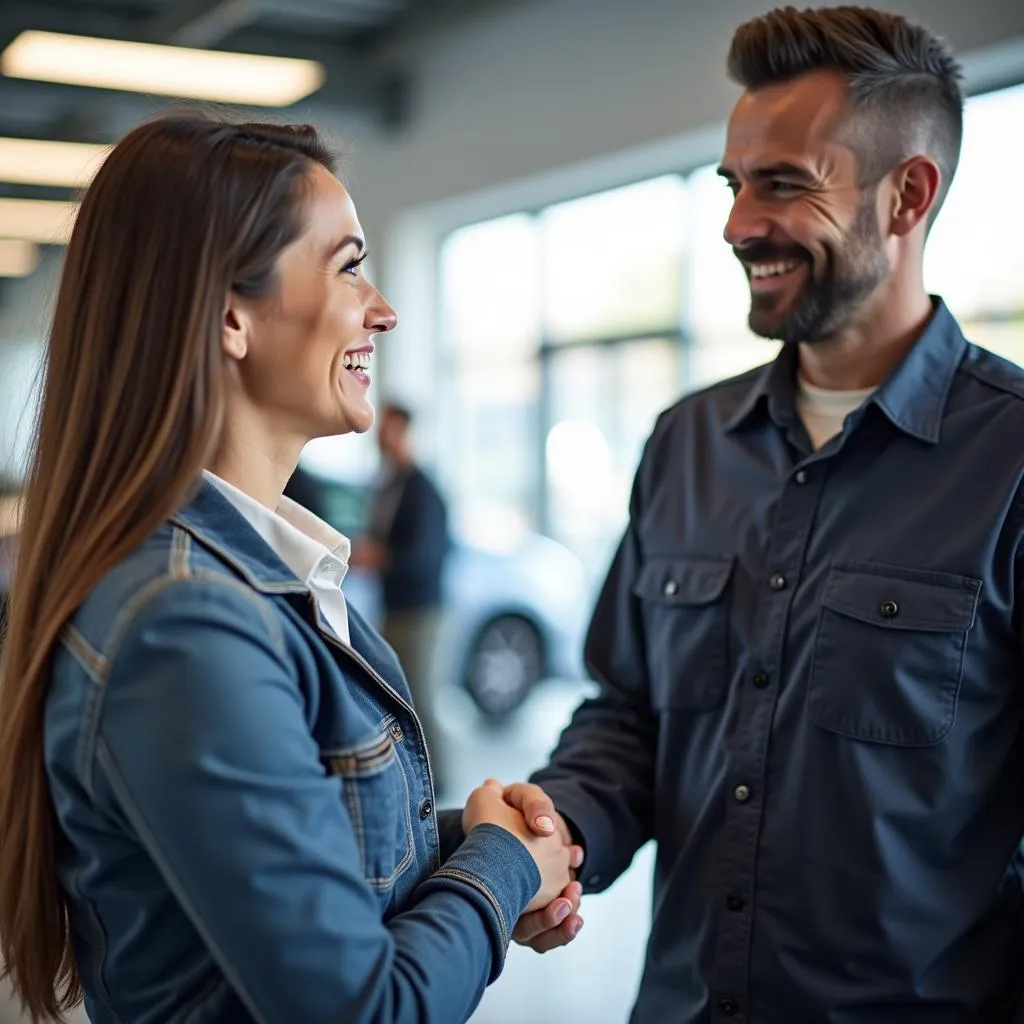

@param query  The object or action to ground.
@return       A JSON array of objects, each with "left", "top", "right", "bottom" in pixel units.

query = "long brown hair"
[{"left": 0, "top": 112, "right": 335, "bottom": 1021}]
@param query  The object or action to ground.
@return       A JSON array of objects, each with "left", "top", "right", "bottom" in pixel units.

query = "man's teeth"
[
  {"left": 749, "top": 261, "right": 801, "bottom": 279},
  {"left": 343, "top": 352, "right": 371, "bottom": 371}
]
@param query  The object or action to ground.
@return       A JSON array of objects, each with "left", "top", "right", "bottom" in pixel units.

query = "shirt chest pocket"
[
  {"left": 807, "top": 564, "right": 982, "bottom": 746},
  {"left": 633, "top": 555, "right": 734, "bottom": 711},
  {"left": 322, "top": 729, "right": 415, "bottom": 891}
]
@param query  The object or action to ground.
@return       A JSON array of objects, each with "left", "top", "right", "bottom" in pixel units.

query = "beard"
[{"left": 738, "top": 191, "right": 890, "bottom": 345}]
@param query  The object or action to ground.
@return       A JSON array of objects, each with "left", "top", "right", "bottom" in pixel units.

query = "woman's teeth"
[{"left": 343, "top": 352, "right": 371, "bottom": 371}]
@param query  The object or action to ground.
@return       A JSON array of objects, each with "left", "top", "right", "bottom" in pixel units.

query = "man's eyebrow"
[{"left": 717, "top": 162, "right": 817, "bottom": 182}]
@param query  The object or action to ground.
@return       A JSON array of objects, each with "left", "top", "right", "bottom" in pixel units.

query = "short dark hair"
[
  {"left": 382, "top": 401, "right": 413, "bottom": 426},
  {"left": 727, "top": 6, "right": 964, "bottom": 224}
]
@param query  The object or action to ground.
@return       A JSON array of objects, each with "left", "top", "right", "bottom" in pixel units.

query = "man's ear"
[
  {"left": 222, "top": 298, "right": 249, "bottom": 361},
  {"left": 888, "top": 155, "right": 941, "bottom": 237}
]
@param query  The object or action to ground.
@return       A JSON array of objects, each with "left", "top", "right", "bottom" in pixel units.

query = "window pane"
[
  {"left": 440, "top": 213, "right": 541, "bottom": 364},
  {"left": 925, "top": 83, "right": 1024, "bottom": 322},
  {"left": 962, "top": 319, "right": 1024, "bottom": 367},
  {"left": 545, "top": 338, "right": 681, "bottom": 575},
  {"left": 446, "top": 362, "right": 540, "bottom": 548},
  {"left": 540, "top": 176, "right": 687, "bottom": 344},
  {"left": 685, "top": 164, "right": 780, "bottom": 389}
]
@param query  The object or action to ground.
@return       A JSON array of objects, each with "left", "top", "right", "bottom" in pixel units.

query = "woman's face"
[{"left": 224, "top": 163, "right": 397, "bottom": 443}]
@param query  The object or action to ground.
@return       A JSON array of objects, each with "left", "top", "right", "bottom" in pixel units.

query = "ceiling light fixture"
[
  {"left": 0, "top": 239, "right": 40, "bottom": 277},
  {"left": 1, "top": 30, "right": 325, "bottom": 107},
  {"left": 0, "top": 198, "right": 78, "bottom": 245},
  {"left": 0, "top": 137, "right": 108, "bottom": 188}
]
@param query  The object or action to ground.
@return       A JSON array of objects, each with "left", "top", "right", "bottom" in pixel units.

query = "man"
[
  {"left": 508, "top": 6, "right": 1024, "bottom": 1020},
  {"left": 351, "top": 402, "right": 452, "bottom": 792}
]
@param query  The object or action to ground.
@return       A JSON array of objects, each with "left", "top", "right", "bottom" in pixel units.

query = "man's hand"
[{"left": 504, "top": 782, "right": 586, "bottom": 952}]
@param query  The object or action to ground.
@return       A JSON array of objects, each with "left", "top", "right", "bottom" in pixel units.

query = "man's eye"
[{"left": 771, "top": 181, "right": 800, "bottom": 193}]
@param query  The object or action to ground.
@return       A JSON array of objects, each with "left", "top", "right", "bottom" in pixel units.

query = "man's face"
[{"left": 718, "top": 70, "right": 891, "bottom": 344}]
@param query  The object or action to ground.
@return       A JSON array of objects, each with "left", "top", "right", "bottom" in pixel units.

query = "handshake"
[{"left": 462, "top": 779, "right": 585, "bottom": 952}]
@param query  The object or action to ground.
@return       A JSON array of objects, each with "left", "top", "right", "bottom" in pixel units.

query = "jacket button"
[
  {"left": 880, "top": 600, "right": 899, "bottom": 618},
  {"left": 734, "top": 784, "right": 751, "bottom": 803},
  {"left": 663, "top": 580, "right": 678, "bottom": 596},
  {"left": 769, "top": 573, "right": 786, "bottom": 591},
  {"left": 720, "top": 998, "right": 738, "bottom": 1016},
  {"left": 726, "top": 894, "right": 744, "bottom": 912},
  {"left": 752, "top": 672, "right": 768, "bottom": 689},
  {"left": 794, "top": 469, "right": 808, "bottom": 484},
  {"left": 419, "top": 799, "right": 433, "bottom": 820}
]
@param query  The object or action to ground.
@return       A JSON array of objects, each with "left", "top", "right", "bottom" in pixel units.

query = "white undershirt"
[
  {"left": 203, "top": 471, "right": 352, "bottom": 644},
  {"left": 795, "top": 376, "right": 876, "bottom": 450}
]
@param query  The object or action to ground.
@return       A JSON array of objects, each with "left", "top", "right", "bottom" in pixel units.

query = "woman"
[{"left": 0, "top": 114, "right": 580, "bottom": 1023}]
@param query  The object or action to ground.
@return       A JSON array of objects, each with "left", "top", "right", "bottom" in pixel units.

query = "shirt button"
[
  {"left": 726, "top": 894, "right": 745, "bottom": 912},
  {"left": 663, "top": 580, "right": 678, "bottom": 596},
  {"left": 586, "top": 873, "right": 602, "bottom": 887},
  {"left": 720, "top": 998, "right": 738, "bottom": 1016},
  {"left": 752, "top": 672, "right": 768, "bottom": 689},
  {"left": 880, "top": 599, "right": 899, "bottom": 618},
  {"left": 794, "top": 469, "right": 808, "bottom": 484},
  {"left": 769, "top": 573, "right": 787, "bottom": 591},
  {"left": 418, "top": 799, "right": 433, "bottom": 820},
  {"left": 734, "top": 784, "right": 751, "bottom": 803}
]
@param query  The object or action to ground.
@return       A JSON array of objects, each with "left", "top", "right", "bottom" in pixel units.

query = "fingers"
[
  {"left": 526, "top": 913, "right": 584, "bottom": 953},
  {"left": 504, "top": 782, "right": 558, "bottom": 836},
  {"left": 480, "top": 778, "right": 504, "bottom": 796},
  {"left": 513, "top": 881, "right": 582, "bottom": 944}
]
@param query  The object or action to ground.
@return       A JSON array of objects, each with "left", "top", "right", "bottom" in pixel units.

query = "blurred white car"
[{"left": 288, "top": 470, "right": 591, "bottom": 720}]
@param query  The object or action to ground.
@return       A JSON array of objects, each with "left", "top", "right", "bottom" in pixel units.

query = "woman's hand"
[{"left": 463, "top": 778, "right": 581, "bottom": 912}]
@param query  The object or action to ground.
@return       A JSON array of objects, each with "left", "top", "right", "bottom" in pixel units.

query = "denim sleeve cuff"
[{"left": 422, "top": 823, "right": 539, "bottom": 981}]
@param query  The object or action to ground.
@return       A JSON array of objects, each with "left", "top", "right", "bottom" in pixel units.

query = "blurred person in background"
[
  {"left": 351, "top": 402, "right": 451, "bottom": 796},
  {"left": 506, "top": 6, "right": 1024, "bottom": 1021},
  {"left": 0, "top": 112, "right": 581, "bottom": 1024}
]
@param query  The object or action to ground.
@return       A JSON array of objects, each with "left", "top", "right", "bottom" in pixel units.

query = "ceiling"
[{"left": 0, "top": 0, "right": 523, "bottom": 205}]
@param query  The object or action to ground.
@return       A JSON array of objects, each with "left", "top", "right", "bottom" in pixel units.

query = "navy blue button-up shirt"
[{"left": 533, "top": 299, "right": 1024, "bottom": 1023}]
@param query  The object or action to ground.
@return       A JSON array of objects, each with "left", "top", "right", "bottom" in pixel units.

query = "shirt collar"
[
  {"left": 202, "top": 471, "right": 350, "bottom": 588},
  {"left": 725, "top": 297, "right": 966, "bottom": 445}
]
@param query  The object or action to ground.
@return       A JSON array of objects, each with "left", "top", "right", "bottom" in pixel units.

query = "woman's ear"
[{"left": 222, "top": 299, "right": 249, "bottom": 361}]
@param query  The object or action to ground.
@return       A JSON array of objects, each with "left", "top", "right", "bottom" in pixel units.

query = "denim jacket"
[{"left": 44, "top": 480, "right": 540, "bottom": 1024}]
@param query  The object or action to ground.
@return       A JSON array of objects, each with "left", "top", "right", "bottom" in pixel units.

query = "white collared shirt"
[{"left": 203, "top": 470, "right": 352, "bottom": 644}]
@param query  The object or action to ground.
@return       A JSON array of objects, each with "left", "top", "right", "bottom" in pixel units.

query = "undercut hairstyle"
[{"left": 727, "top": 5, "right": 964, "bottom": 225}]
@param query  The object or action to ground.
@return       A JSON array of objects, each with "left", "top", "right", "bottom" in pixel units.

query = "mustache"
[{"left": 733, "top": 242, "right": 810, "bottom": 264}]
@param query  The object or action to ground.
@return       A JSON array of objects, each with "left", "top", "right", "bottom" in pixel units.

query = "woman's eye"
[{"left": 339, "top": 251, "right": 369, "bottom": 277}]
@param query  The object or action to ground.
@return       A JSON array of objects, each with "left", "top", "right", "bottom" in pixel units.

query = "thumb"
[{"left": 505, "top": 783, "right": 557, "bottom": 835}]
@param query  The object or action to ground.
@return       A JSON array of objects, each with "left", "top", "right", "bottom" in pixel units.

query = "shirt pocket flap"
[
  {"left": 821, "top": 564, "right": 981, "bottom": 633},
  {"left": 633, "top": 556, "right": 735, "bottom": 606}
]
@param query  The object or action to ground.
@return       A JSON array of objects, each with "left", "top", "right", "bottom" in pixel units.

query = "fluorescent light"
[
  {"left": 0, "top": 137, "right": 108, "bottom": 189},
  {"left": 0, "top": 239, "right": 39, "bottom": 277},
  {"left": 1, "top": 30, "right": 325, "bottom": 107},
  {"left": 0, "top": 199, "right": 77, "bottom": 244}
]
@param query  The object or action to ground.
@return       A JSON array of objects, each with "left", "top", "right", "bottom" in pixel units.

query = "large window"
[{"left": 438, "top": 82, "right": 1024, "bottom": 576}]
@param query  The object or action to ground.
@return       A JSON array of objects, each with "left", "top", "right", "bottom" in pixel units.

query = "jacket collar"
[{"left": 171, "top": 479, "right": 308, "bottom": 594}]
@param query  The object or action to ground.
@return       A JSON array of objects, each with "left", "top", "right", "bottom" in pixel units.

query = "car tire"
[{"left": 464, "top": 614, "right": 545, "bottom": 721}]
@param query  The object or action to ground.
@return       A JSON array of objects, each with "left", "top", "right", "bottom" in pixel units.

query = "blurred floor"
[
  {"left": 436, "top": 679, "right": 653, "bottom": 1024},
  {"left": 0, "top": 680, "right": 653, "bottom": 1024}
]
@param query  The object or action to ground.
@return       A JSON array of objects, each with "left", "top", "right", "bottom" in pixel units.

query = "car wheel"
[{"left": 465, "top": 615, "right": 545, "bottom": 720}]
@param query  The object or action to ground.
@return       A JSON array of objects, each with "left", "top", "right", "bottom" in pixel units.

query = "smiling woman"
[{"left": 0, "top": 112, "right": 580, "bottom": 1024}]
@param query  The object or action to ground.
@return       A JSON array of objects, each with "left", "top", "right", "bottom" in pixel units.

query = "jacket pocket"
[
  {"left": 323, "top": 731, "right": 415, "bottom": 890},
  {"left": 807, "top": 563, "right": 981, "bottom": 746},
  {"left": 632, "top": 555, "right": 734, "bottom": 710}
]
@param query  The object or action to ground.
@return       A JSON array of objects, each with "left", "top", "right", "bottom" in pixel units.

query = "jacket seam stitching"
[
  {"left": 96, "top": 737, "right": 272, "bottom": 1024},
  {"left": 432, "top": 867, "right": 509, "bottom": 949}
]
